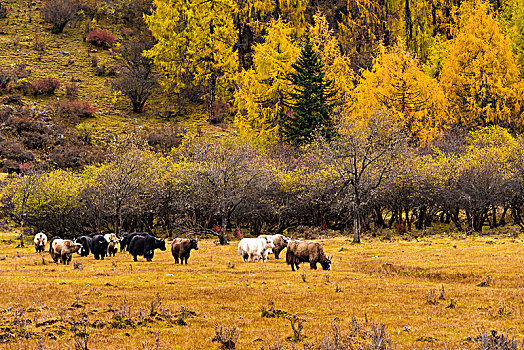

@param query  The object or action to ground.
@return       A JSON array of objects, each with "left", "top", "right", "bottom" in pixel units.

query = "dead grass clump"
[
  {"left": 110, "top": 295, "right": 134, "bottom": 329},
  {"left": 476, "top": 330, "right": 523, "bottom": 350},
  {"left": 260, "top": 301, "right": 290, "bottom": 319},
  {"left": 300, "top": 270, "right": 307, "bottom": 282},
  {"left": 490, "top": 301, "right": 513, "bottom": 318},
  {"left": 142, "top": 333, "right": 172, "bottom": 350},
  {"left": 212, "top": 323, "right": 239, "bottom": 349},
  {"left": 65, "top": 82, "right": 79, "bottom": 100},
  {"left": 478, "top": 274, "right": 494, "bottom": 287},
  {"left": 69, "top": 313, "right": 89, "bottom": 350},
  {"left": 298, "top": 319, "right": 393, "bottom": 350},
  {"left": 425, "top": 289, "right": 439, "bottom": 305},
  {"left": 171, "top": 305, "right": 196, "bottom": 326}
]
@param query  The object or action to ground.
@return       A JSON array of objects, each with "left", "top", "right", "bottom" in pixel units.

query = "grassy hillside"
[
  {"left": 0, "top": 0, "right": 229, "bottom": 144},
  {"left": 0, "top": 232, "right": 523, "bottom": 349}
]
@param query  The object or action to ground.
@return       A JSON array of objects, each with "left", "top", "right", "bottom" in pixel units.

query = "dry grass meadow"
[{"left": 0, "top": 230, "right": 523, "bottom": 349}]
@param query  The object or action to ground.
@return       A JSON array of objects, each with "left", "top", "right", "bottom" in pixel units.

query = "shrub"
[
  {"left": 30, "top": 77, "right": 61, "bottom": 95},
  {"left": 211, "top": 323, "right": 238, "bottom": 349},
  {"left": 86, "top": 29, "right": 116, "bottom": 48},
  {"left": 40, "top": 0, "right": 79, "bottom": 33},
  {"left": 141, "top": 126, "right": 182, "bottom": 153},
  {"left": 0, "top": 68, "right": 14, "bottom": 91},
  {"left": 0, "top": 3, "right": 8, "bottom": 18},
  {"left": 53, "top": 100, "right": 96, "bottom": 122},
  {"left": 2, "top": 94, "right": 23, "bottom": 105},
  {"left": 65, "top": 82, "right": 79, "bottom": 99}
]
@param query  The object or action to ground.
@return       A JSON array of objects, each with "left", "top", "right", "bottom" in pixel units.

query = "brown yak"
[
  {"left": 286, "top": 240, "right": 332, "bottom": 271},
  {"left": 51, "top": 239, "right": 82, "bottom": 265},
  {"left": 258, "top": 234, "right": 289, "bottom": 259},
  {"left": 171, "top": 238, "right": 199, "bottom": 264}
]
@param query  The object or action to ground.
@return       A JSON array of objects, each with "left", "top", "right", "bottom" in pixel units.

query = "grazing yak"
[
  {"left": 91, "top": 235, "right": 109, "bottom": 260},
  {"left": 119, "top": 232, "right": 149, "bottom": 252},
  {"left": 107, "top": 241, "right": 118, "bottom": 257},
  {"left": 258, "top": 234, "right": 289, "bottom": 259},
  {"left": 74, "top": 236, "right": 92, "bottom": 257},
  {"left": 171, "top": 238, "right": 199, "bottom": 264},
  {"left": 50, "top": 239, "right": 82, "bottom": 264},
  {"left": 286, "top": 240, "right": 332, "bottom": 271},
  {"left": 34, "top": 232, "right": 47, "bottom": 253},
  {"left": 128, "top": 235, "right": 166, "bottom": 262},
  {"left": 238, "top": 237, "right": 275, "bottom": 262}
]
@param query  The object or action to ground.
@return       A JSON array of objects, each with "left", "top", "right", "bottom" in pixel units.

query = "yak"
[
  {"left": 74, "top": 236, "right": 92, "bottom": 257},
  {"left": 128, "top": 235, "right": 166, "bottom": 262},
  {"left": 171, "top": 238, "right": 199, "bottom": 264},
  {"left": 238, "top": 237, "right": 274, "bottom": 262},
  {"left": 91, "top": 235, "right": 109, "bottom": 260},
  {"left": 50, "top": 239, "right": 82, "bottom": 265},
  {"left": 34, "top": 232, "right": 47, "bottom": 253},
  {"left": 286, "top": 240, "right": 332, "bottom": 271}
]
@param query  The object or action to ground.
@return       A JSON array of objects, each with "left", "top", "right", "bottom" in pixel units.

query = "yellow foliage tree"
[
  {"left": 234, "top": 19, "right": 300, "bottom": 148},
  {"left": 440, "top": 1, "right": 523, "bottom": 132},
  {"left": 309, "top": 12, "right": 354, "bottom": 108},
  {"left": 350, "top": 41, "right": 450, "bottom": 144},
  {"left": 145, "top": 0, "right": 238, "bottom": 122}
]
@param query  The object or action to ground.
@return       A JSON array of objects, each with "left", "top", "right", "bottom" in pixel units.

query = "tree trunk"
[
  {"left": 353, "top": 202, "right": 361, "bottom": 244},
  {"left": 219, "top": 214, "right": 229, "bottom": 245},
  {"left": 19, "top": 219, "right": 25, "bottom": 247},
  {"left": 404, "top": 0, "right": 412, "bottom": 48}
]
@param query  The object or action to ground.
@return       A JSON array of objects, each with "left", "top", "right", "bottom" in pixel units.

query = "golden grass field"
[{"left": 0, "top": 231, "right": 523, "bottom": 349}]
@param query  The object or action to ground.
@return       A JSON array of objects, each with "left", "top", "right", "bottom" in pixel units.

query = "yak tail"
[{"left": 237, "top": 244, "right": 242, "bottom": 256}]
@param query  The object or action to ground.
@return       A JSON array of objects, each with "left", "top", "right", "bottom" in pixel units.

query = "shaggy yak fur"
[
  {"left": 51, "top": 240, "right": 82, "bottom": 265},
  {"left": 119, "top": 232, "right": 149, "bottom": 252},
  {"left": 171, "top": 238, "right": 199, "bottom": 264},
  {"left": 286, "top": 240, "right": 332, "bottom": 271},
  {"left": 91, "top": 235, "right": 109, "bottom": 260},
  {"left": 74, "top": 236, "right": 92, "bottom": 257},
  {"left": 128, "top": 235, "right": 166, "bottom": 262},
  {"left": 34, "top": 232, "right": 47, "bottom": 253}
]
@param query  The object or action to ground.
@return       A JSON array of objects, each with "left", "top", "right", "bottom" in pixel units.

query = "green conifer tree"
[{"left": 281, "top": 35, "right": 336, "bottom": 145}]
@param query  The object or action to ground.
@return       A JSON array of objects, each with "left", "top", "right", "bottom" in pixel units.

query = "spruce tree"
[{"left": 281, "top": 35, "right": 336, "bottom": 145}]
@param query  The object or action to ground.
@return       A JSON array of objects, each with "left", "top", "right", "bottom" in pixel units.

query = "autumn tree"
[
  {"left": 145, "top": 0, "right": 237, "bottom": 122},
  {"left": 351, "top": 41, "right": 450, "bottom": 145},
  {"left": 282, "top": 35, "right": 336, "bottom": 145},
  {"left": 234, "top": 19, "right": 300, "bottom": 147},
  {"left": 92, "top": 138, "right": 154, "bottom": 235},
  {"left": 112, "top": 40, "right": 158, "bottom": 113},
  {"left": 40, "top": 0, "right": 79, "bottom": 33},
  {"left": 440, "top": 1, "right": 523, "bottom": 132},
  {"left": 180, "top": 138, "right": 265, "bottom": 245},
  {"left": 1, "top": 169, "right": 42, "bottom": 246},
  {"left": 502, "top": 0, "right": 524, "bottom": 74},
  {"left": 318, "top": 110, "right": 405, "bottom": 243}
]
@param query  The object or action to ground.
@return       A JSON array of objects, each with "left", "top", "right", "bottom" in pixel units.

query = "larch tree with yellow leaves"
[
  {"left": 234, "top": 19, "right": 300, "bottom": 147},
  {"left": 440, "top": 1, "right": 523, "bottom": 132},
  {"left": 351, "top": 41, "right": 450, "bottom": 145},
  {"left": 145, "top": 0, "right": 238, "bottom": 123}
]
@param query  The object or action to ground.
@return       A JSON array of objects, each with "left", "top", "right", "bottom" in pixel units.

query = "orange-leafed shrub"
[{"left": 86, "top": 29, "right": 116, "bottom": 48}]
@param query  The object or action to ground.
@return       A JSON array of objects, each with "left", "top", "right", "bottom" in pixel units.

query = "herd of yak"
[{"left": 32, "top": 232, "right": 332, "bottom": 271}]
